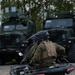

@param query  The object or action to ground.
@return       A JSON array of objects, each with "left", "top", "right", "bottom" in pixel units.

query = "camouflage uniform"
[
  {"left": 21, "top": 42, "right": 38, "bottom": 64},
  {"left": 21, "top": 40, "right": 65, "bottom": 69}
]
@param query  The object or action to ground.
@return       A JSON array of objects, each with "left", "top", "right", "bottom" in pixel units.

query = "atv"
[{"left": 10, "top": 57, "right": 74, "bottom": 75}]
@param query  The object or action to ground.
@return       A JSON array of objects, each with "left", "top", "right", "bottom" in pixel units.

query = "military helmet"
[
  {"left": 27, "top": 30, "right": 50, "bottom": 43},
  {"left": 36, "top": 30, "right": 50, "bottom": 41}
]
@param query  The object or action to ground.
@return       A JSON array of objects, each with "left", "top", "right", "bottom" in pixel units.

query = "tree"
[{"left": 1, "top": 0, "right": 75, "bottom": 31}]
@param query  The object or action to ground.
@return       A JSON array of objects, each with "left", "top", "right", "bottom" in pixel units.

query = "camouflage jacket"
[
  {"left": 21, "top": 42, "right": 38, "bottom": 64},
  {"left": 21, "top": 40, "right": 65, "bottom": 68}
]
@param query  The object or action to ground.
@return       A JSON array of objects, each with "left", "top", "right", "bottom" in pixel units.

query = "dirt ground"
[
  {"left": 0, "top": 65, "right": 10, "bottom": 75},
  {"left": 0, "top": 64, "right": 75, "bottom": 75},
  {"left": 0, "top": 65, "right": 19, "bottom": 75}
]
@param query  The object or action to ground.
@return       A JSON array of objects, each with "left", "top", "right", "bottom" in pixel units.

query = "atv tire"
[{"left": 68, "top": 44, "right": 75, "bottom": 63}]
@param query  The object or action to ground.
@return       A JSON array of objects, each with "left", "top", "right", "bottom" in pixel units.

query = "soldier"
[{"left": 21, "top": 31, "right": 65, "bottom": 69}]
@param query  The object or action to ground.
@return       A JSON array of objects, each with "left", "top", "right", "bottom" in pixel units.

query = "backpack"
[{"left": 42, "top": 41, "right": 57, "bottom": 59}]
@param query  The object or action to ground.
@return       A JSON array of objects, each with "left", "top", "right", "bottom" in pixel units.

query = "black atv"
[
  {"left": 10, "top": 51, "right": 74, "bottom": 75},
  {"left": 10, "top": 62, "right": 74, "bottom": 75}
]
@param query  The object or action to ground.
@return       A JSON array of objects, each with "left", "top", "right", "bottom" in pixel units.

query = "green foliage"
[{"left": 1, "top": 0, "right": 75, "bottom": 31}]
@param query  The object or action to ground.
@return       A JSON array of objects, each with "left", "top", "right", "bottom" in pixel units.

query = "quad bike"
[{"left": 10, "top": 57, "right": 74, "bottom": 75}]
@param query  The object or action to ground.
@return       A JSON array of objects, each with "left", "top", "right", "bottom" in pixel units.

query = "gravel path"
[
  {"left": 0, "top": 65, "right": 19, "bottom": 75},
  {"left": 0, "top": 65, "right": 11, "bottom": 75}
]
